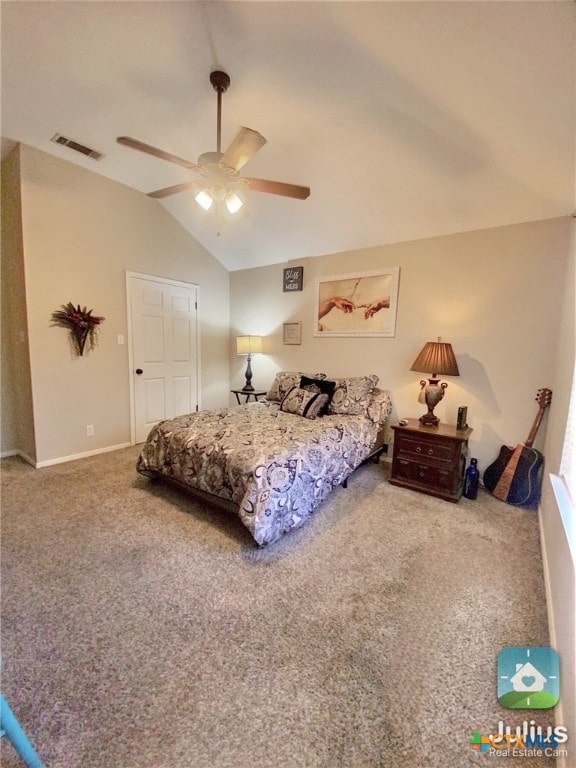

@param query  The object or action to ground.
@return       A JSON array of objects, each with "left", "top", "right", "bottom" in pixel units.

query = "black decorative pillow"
[
  {"left": 299, "top": 376, "right": 336, "bottom": 416},
  {"left": 266, "top": 371, "right": 326, "bottom": 402},
  {"left": 280, "top": 387, "right": 330, "bottom": 419}
]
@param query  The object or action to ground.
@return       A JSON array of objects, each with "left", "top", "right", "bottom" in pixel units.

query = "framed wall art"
[
  {"left": 283, "top": 321, "right": 302, "bottom": 345},
  {"left": 283, "top": 266, "right": 304, "bottom": 292},
  {"left": 314, "top": 268, "right": 400, "bottom": 337}
]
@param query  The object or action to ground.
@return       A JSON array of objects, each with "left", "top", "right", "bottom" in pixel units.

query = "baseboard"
[
  {"left": 35, "top": 442, "right": 132, "bottom": 468},
  {"left": 1, "top": 450, "right": 37, "bottom": 466},
  {"left": 0, "top": 449, "right": 19, "bottom": 458}
]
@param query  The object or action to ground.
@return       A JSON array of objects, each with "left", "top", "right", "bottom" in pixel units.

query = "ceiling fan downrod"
[{"left": 209, "top": 70, "right": 230, "bottom": 154}]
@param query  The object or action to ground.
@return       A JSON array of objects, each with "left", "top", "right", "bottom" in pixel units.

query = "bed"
[{"left": 137, "top": 372, "right": 392, "bottom": 545}]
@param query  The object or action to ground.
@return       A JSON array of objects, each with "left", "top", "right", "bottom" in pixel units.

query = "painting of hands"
[{"left": 315, "top": 270, "right": 399, "bottom": 336}]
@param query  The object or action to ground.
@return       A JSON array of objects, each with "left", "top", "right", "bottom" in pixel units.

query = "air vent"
[{"left": 50, "top": 133, "right": 103, "bottom": 160}]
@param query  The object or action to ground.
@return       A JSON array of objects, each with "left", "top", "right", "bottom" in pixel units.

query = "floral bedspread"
[{"left": 136, "top": 394, "right": 391, "bottom": 545}]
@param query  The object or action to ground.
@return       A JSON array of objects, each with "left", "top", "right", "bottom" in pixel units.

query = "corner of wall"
[{"left": 1, "top": 143, "right": 37, "bottom": 462}]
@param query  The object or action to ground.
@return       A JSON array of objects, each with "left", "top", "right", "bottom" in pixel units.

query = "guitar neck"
[{"left": 525, "top": 392, "right": 552, "bottom": 447}]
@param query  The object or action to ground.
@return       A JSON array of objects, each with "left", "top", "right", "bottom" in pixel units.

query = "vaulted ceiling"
[{"left": 2, "top": 1, "right": 574, "bottom": 271}]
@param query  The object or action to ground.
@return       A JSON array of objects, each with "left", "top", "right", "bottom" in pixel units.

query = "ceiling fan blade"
[
  {"left": 117, "top": 136, "right": 198, "bottom": 171},
  {"left": 221, "top": 127, "right": 267, "bottom": 171},
  {"left": 148, "top": 181, "right": 198, "bottom": 199},
  {"left": 247, "top": 177, "right": 310, "bottom": 200}
]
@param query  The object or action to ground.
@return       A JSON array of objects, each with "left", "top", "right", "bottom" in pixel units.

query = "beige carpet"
[{"left": 1, "top": 447, "right": 556, "bottom": 767}]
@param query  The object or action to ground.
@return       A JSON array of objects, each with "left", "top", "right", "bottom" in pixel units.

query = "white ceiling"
[{"left": 1, "top": 1, "right": 574, "bottom": 271}]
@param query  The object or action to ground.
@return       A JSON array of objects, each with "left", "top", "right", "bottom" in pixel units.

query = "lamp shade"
[
  {"left": 410, "top": 339, "right": 459, "bottom": 377},
  {"left": 225, "top": 191, "right": 243, "bottom": 214},
  {"left": 236, "top": 335, "right": 263, "bottom": 355},
  {"left": 195, "top": 189, "right": 213, "bottom": 211}
]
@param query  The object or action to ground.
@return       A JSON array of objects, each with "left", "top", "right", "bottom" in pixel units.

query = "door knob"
[{"left": 135, "top": 368, "right": 143, "bottom": 375}]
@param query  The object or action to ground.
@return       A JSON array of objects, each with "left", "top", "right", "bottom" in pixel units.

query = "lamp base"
[
  {"left": 418, "top": 377, "right": 448, "bottom": 428},
  {"left": 419, "top": 412, "right": 440, "bottom": 427},
  {"left": 243, "top": 354, "right": 254, "bottom": 391}
]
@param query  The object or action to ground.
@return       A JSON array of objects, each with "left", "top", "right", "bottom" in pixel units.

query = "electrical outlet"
[{"left": 86, "top": 425, "right": 94, "bottom": 437}]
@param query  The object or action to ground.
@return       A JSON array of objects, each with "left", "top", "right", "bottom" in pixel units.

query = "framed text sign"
[{"left": 283, "top": 266, "right": 304, "bottom": 292}]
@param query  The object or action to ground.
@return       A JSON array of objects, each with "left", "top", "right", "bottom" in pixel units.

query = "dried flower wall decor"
[{"left": 51, "top": 302, "right": 105, "bottom": 356}]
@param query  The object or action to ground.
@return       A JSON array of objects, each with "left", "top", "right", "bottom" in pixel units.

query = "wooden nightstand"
[
  {"left": 231, "top": 389, "right": 267, "bottom": 404},
  {"left": 389, "top": 419, "right": 473, "bottom": 502}
]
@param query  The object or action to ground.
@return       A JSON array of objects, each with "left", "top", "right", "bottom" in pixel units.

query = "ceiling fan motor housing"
[
  {"left": 210, "top": 70, "right": 230, "bottom": 93},
  {"left": 198, "top": 151, "right": 224, "bottom": 166}
]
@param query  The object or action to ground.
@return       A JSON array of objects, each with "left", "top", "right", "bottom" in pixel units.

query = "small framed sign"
[
  {"left": 283, "top": 322, "right": 302, "bottom": 345},
  {"left": 283, "top": 266, "right": 304, "bottom": 292}
]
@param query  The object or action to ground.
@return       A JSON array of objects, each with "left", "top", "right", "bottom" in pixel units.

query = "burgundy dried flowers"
[{"left": 51, "top": 302, "right": 105, "bottom": 356}]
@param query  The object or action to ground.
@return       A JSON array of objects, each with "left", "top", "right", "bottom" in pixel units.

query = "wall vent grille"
[{"left": 50, "top": 133, "right": 103, "bottom": 160}]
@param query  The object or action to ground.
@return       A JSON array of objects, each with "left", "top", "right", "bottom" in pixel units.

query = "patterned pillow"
[
  {"left": 299, "top": 376, "right": 336, "bottom": 416},
  {"left": 266, "top": 371, "right": 326, "bottom": 402},
  {"left": 280, "top": 387, "right": 330, "bottom": 419},
  {"left": 328, "top": 374, "right": 379, "bottom": 416},
  {"left": 366, "top": 388, "right": 393, "bottom": 425}
]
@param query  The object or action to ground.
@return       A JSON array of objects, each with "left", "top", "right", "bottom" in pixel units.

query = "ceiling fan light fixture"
[
  {"left": 118, "top": 70, "right": 310, "bottom": 214},
  {"left": 195, "top": 189, "right": 214, "bottom": 211},
  {"left": 225, "top": 190, "right": 243, "bottom": 214}
]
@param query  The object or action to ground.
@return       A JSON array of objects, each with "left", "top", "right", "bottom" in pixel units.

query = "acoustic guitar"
[{"left": 483, "top": 388, "right": 552, "bottom": 509}]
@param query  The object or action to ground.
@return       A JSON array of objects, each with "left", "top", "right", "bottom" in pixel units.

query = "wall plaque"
[
  {"left": 283, "top": 266, "right": 304, "bottom": 292},
  {"left": 283, "top": 322, "right": 302, "bottom": 345}
]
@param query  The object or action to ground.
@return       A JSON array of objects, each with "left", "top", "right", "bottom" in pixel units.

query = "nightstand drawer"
[
  {"left": 395, "top": 433, "right": 458, "bottom": 462},
  {"left": 393, "top": 458, "right": 460, "bottom": 494}
]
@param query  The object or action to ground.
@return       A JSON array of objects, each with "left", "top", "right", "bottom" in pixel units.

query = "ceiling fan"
[{"left": 117, "top": 70, "right": 310, "bottom": 215}]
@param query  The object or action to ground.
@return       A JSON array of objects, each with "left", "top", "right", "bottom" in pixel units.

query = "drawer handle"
[
  {"left": 419, "top": 470, "right": 426, "bottom": 478},
  {"left": 428, "top": 448, "right": 434, "bottom": 455},
  {"left": 416, "top": 446, "right": 422, "bottom": 453}
]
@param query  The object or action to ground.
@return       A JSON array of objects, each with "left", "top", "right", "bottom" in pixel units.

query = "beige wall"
[
  {"left": 1, "top": 145, "right": 36, "bottom": 461},
  {"left": 230, "top": 216, "right": 571, "bottom": 470},
  {"left": 3, "top": 144, "right": 230, "bottom": 465}
]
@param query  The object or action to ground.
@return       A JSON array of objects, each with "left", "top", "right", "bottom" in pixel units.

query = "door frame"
[{"left": 126, "top": 271, "right": 201, "bottom": 445}]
